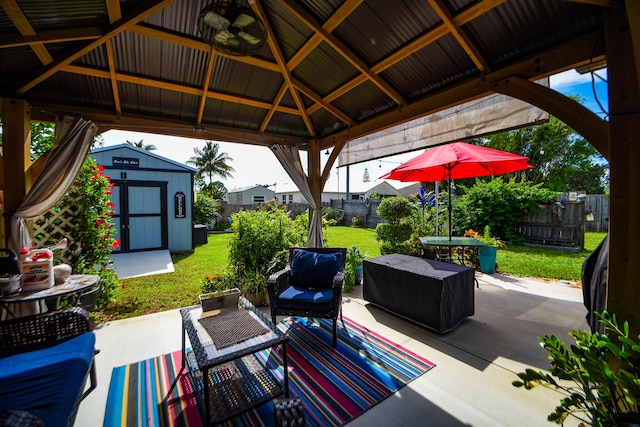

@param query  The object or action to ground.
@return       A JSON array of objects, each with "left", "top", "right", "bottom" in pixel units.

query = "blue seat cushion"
[
  {"left": 290, "top": 249, "right": 342, "bottom": 289},
  {"left": 275, "top": 285, "right": 333, "bottom": 311},
  {"left": 0, "top": 332, "right": 95, "bottom": 427}
]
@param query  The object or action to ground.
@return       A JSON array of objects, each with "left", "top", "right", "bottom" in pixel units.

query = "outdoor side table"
[
  {"left": 420, "top": 236, "right": 486, "bottom": 266},
  {"left": 0, "top": 274, "right": 100, "bottom": 319},
  {"left": 180, "top": 296, "right": 289, "bottom": 425}
]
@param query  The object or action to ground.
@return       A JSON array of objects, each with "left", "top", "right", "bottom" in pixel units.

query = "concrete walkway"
[{"left": 77, "top": 272, "right": 587, "bottom": 426}]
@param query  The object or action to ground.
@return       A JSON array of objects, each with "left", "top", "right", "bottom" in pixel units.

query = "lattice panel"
[{"left": 33, "top": 204, "right": 76, "bottom": 264}]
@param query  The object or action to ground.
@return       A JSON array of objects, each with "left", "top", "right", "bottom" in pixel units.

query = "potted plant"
[
  {"left": 199, "top": 274, "right": 241, "bottom": 312},
  {"left": 239, "top": 269, "right": 268, "bottom": 307},
  {"left": 512, "top": 311, "right": 640, "bottom": 426},
  {"left": 477, "top": 225, "right": 505, "bottom": 274},
  {"left": 345, "top": 246, "right": 367, "bottom": 292}
]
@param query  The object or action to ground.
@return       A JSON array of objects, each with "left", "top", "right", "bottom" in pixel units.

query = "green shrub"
[
  {"left": 454, "top": 177, "right": 556, "bottom": 242},
  {"left": 376, "top": 196, "right": 414, "bottom": 224},
  {"left": 323, "top": 207, "right": 344, "bottom": 225},
  {"left": 228, "top": 202, "right": 306, "bottom": 290},
  {"left": 194, "top": 193, "right": 221, "bottom": 229},
  {"left": 375, "top": 196, "right": 417, "bottom": 255}
]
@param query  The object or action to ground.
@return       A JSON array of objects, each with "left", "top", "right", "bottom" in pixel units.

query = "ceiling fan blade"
[
  {"left": 233, "top": 13, "right": 255, "bottom": 28},
  {"left": 204, "top": 11, "right": 231, "bottom": 30},
  {"left": 214, "top": 30, "right": 234, "bottom": 45},
  {"left": 238, "top": 31, "right": 262, "bottom": 45}
]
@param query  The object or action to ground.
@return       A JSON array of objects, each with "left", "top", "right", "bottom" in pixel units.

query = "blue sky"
[{"left": 101, "top": 69, "right": 609, "bottom": 192}]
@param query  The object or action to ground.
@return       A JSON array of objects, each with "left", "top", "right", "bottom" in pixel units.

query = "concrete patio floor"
[{"left": 77, "top": 272, "right": 587, "bottom": 426}]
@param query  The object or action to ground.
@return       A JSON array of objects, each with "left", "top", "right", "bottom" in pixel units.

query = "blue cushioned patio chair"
[
  {"left": 0, "top": 307, "right": 97, "bottom": 427},
  {"left": 268, "top": 247, "right": 347, "bottom": 347}
]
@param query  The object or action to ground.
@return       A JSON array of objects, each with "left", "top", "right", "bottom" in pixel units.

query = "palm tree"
[
  {"left": 187, "top": 141, "right": 235, "bottom": 184},
  {"left": 126, "top": 139, "right": 156, "bottom": 151}
]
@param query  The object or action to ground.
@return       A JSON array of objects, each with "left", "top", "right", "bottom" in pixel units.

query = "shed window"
[{"left": 253, "top": 195, "right": 265, "bottom": 203}]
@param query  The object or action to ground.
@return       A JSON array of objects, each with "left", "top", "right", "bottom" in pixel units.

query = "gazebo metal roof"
[{"left": 0, "top": 0, "right": 615, "bottom": 150}]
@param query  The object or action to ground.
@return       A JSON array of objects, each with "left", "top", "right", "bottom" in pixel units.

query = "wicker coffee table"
[{"left": 180, "top": 296, "right": 289, "bottom": 425}]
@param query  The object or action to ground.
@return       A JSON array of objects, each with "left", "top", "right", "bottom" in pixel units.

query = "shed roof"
[{"left": 92, "top": 143, "right": 197, "bottom": 172}]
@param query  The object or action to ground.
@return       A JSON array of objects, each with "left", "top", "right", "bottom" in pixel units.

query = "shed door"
[{"left": 112, "top": 181, "right": 168, "bottom": 252}]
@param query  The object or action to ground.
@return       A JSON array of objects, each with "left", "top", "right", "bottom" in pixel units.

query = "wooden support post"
[
  {"left": 605, "top": 13, "right": 640, "bottom": 331},
  {"left": 1, "top": 99, "right": 31, "bottom": 247},
  {"left": 307, "top": 141, "right": 322, "bottom": 246}
]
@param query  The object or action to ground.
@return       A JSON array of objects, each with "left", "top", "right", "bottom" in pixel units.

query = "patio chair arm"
[
  {"left": 267, "top": 267, "right": 291, "bottom": 298},
  {"left": 332, "top": 270, "right": 345, "bottom": 289},
  {"left": 0, "top": 306, "right": 93, "bottom": 358}
]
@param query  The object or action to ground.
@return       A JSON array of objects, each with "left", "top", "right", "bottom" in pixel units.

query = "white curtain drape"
[
  {"left": 271, "top": 144, "right": 323, "bottom": 248},
  {"left": 3, "top": 116, "right": 96, "bottom": 319},
  {"left": 8, "top": 116, "right": 97, "bottom": 252}
]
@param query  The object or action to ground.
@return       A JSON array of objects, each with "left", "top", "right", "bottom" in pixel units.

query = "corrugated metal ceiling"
[{"left": 0, "top": 0, "right": 615, "bottom": 143}]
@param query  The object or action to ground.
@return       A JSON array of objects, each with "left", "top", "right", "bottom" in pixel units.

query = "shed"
[{"left": 91, "top": 144, "right": 197, "bottom": 253}]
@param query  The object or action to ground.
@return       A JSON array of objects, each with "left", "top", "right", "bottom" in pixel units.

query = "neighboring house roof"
[
  {"left": 398, "top": 183, "right": 423, "bottom": 198},
  {"left": 228, "top": 185, "right": 275, "bottom": 194}
]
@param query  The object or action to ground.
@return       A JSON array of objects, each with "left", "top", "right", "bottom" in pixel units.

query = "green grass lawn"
[
  {"left": 97, "top": 227, "right": 606, "bottom": 321},
  {"left": 497, "top": 232, "right": 606, "bottom": 280}
]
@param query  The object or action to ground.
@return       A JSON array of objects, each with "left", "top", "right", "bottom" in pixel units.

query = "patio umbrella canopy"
[{"left": 381, "top": 142, "right": 534, "bottom": 239}]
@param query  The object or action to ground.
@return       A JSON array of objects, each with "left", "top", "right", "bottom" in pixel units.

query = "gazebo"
[{"left": 1, "top": 0, "right": 638, "bottom": 328}]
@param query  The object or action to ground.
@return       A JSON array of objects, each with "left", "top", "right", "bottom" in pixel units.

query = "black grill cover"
[{"left": 363, "top": 254, "right": 475, "bottom": 333}]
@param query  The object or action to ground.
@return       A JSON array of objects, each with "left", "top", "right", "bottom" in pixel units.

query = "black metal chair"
[
  {"left": 0, "top": 307, "right": 97, "bottom": 426},
  {"left": 267, "top": 247, "right": 347, "bottom": 347}
]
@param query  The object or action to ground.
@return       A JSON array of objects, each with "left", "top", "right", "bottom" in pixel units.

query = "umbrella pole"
[{"left": 448, "top": 177, "right": 452, "bottom": 241}]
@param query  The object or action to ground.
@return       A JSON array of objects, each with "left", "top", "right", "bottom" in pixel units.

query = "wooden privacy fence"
[
  {"left": 517, "top": 201, "right": 585, "bottom": 249},
  {"left": 583, "top": 194, "right": 609, "bottom": 232},
  {"left": 330, "top": 199, "right": 383, "bottom": 229}
]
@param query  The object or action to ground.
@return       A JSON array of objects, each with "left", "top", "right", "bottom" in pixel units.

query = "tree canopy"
[
  {"left": 187, "top": 141, "right": 235, "bottom": 185},
  {"left": 126, "top": 139, "right": 156, "bottom": 151},
  {"left": 469, "top": 112, "right": 609, "bottom": 194}
]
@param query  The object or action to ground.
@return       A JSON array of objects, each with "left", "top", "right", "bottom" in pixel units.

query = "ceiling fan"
[{"left": 197, "top": 0, "right": 267, "bottom": 56}]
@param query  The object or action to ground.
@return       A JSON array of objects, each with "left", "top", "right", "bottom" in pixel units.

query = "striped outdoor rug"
[{"left": 104, "top": 316, "right": 435, "bottom": 427}]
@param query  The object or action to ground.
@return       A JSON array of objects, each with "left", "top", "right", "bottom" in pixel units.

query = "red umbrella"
[{"left": 380, "top": 142, "right": 534, "bottom": 239}]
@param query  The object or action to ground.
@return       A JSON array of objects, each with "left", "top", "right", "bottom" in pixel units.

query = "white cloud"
[{"left": 550, "top": 69, "right": 607, "bottom": 91}]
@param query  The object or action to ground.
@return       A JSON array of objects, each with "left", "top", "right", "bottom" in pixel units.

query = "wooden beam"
[
  {"left": 0, "top": 27, "right": 103, "bottom": 49},
  {"left": 260, "top": 84, "right": 288, "bottom": 133},
  {"left": 16, "top": 0, "right": 176, "bottom": 94},
  {"left": 1, "top": 0, "right": 53, "bottom": 64},
  {"left": 605, "top": 12, "right": 640, "bottom": 332},
  {"left": 627, "top": 0, "right": 640, "bottom": 96},
  {"left": 287, "top": 0, "right": 363, "bottom": 70},
  {"left": 29, "top": 101, "right": 301, "bottom": 147},
  {"left": 105, "top": 40, "right": 122, "bottom": 117},
  {"left": 61, "top": 64, "right": 301, "bottom": 116},
  {"left": 491, "top": 77, "right": 609, "bottom": 159},
  {"left": 319, "top": 30, "right": 606, "bottom": 146},
  {"left": 292, "top": 78, "right": 355, "bottom": 126},
  {"left": 197, "top": 49, "right": 217, "bottom": 128},
  {"left": 428, "top": 0, "right": 490, "bottom": 71},
  {"left": 251, "top": 0, "right": 316, "bottom": 137},
  {"left": 281, "top": 0, "right": 406, "bottom": 107},
  {"left": 128, "top": 23, "right": 281, "bottom": 73},
  {"left": 105, "top": 0, "right": 122, "bottom": 23}
]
